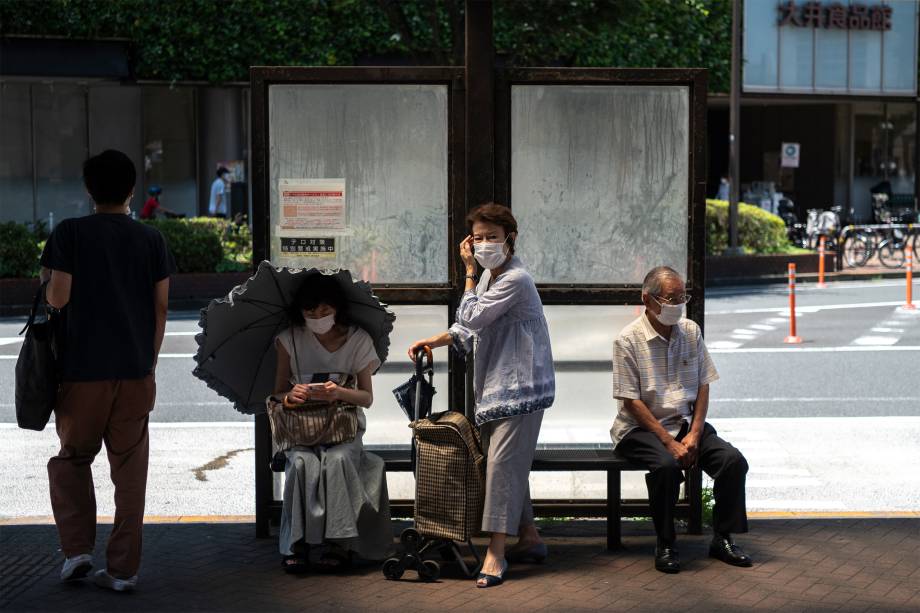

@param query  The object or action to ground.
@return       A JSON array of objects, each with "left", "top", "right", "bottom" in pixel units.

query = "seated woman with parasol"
[{"left": 271, "top": 273, "right": 392, "bottom": 574}]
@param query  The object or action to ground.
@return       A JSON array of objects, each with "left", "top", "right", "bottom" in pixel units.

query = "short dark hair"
[
  {"left": 83, "top": 150, "right": 136, "bottom": 206},
  {"left": 466, "top": 202, "right": 518, "bottom": 253},
  {"left": 216, "top": 166, "right": 230, "bottom": 177},
  {"left": 288, "top": 273, "right": 350, "bottom": 327}
]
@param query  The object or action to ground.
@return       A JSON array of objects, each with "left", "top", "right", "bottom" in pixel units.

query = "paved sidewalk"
[{"left": 2, "top": 518, "right": 919, "bottom": 612}]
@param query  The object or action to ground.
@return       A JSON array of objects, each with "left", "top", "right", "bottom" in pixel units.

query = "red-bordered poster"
[{"left": 278, "top": 178, "right": 346, "bottom": 230}]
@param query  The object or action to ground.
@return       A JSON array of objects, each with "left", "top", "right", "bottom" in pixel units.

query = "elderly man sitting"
[{"left": 611, "top": 266, "right": 752, "bottom": 573}]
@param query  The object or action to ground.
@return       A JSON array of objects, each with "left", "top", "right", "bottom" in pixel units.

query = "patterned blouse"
[{"left": 449, "top": 256, "right": 555, "bottom": 426}]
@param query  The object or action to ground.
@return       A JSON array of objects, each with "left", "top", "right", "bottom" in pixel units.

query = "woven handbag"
[
  {"left": 266, "top": 392, "right": 358, "bottom": 451},
  {"left": 266, "top": 327, "right": 359, "bottom": 452},
  {"left": 411, "top": 410, "right": 485, "bottom": 542}
]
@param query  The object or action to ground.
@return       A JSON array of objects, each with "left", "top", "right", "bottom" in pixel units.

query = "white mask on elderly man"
[
  {"left": 474, "top": 238, "right": 510, "bottom": 269},
  {"left": 653, "top": 297, "right": 685, "bottom": 326}
]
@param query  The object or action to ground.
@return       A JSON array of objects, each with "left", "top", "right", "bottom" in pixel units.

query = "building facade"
[{"left": 706, "top": 0, "right": 919, "bottom": 223}]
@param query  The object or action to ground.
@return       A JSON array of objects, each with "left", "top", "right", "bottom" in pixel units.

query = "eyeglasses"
[{"left": 653, "top": 293, "right": 691, "bottom": 305}]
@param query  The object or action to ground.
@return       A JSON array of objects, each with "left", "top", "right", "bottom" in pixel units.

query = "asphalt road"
[
  {"left": 2, "top": 280, "right": 917, "bottom": 426},
  {"left": 2, "top": 278, "right": 918, "bottom": 515}
]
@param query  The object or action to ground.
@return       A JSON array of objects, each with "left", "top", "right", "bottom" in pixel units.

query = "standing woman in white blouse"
[{"left": 408, "top": 203, "right": 556, "bottom": 588}]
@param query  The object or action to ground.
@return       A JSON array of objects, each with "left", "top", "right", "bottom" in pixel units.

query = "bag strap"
[
  {"left": 290, "top": 327, "right": 302, "bottom": 385},
  {"left": 19, "top": 281, "right": 48, "bottom": 336}
]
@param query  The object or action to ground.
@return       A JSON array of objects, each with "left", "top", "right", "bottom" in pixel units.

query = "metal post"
[
  {"left": 465, "top": 0, "right": 495, "bottom": 209},
  {"left": 463, "top": 0, "right": 494, "bottom": 419},
  {"left": 725, "top": 0, "right": 744, "bottom": 255}
]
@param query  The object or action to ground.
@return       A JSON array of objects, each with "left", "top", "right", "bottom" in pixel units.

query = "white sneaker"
[
  {"left": 60, "top": 554, "right": 93, "bottom": 582},
  {"left": 93, "top": 569, "right": 138, "bottom": 592}
]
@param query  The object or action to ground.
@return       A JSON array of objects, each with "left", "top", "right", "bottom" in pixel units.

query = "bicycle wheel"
[
  {"left": 877, "top": 240, "right": 906, "bottom": 269},
  {"left": 844, "top": 236, "right": 870, "bottom": 268}
]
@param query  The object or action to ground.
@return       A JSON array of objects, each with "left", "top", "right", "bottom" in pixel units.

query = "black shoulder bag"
[{"left": 15, "top": 282, "right": 62, "bottom": 431}]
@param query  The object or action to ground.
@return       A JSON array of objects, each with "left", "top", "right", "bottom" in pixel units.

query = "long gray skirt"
[
  {"left": 279, "top": 435, "right": 392, "bottom": 559},
  {"left": 480, "top": 410, "right": 544, "bottom": 535}
]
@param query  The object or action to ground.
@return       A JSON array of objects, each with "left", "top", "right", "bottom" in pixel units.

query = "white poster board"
[{"left": 781, "top": 143, "right": 800, "bottom": 168}]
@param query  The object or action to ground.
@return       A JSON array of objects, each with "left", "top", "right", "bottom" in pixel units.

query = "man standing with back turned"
[
  {"left": 40, "top": 149, "right": 175, "bottom": 592},
  {"left": 611, "top": 266, "right": 752, "bottom": 574}
]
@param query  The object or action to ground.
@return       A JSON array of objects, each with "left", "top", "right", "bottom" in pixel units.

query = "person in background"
[
  {"left": 139, "top": 185, "right": 181, "bottom": 220},
  {"left": 208, "top": 167, "right": 231, "bottom": 218},
  {"left": 716, "top": 174, "right": 730, "bottom": 201},
  {"left": 40, "top": 149, "right": 175, "bottom": 592},
  {"left": 611, "top": 266, "right": 751, "bottom": 574}
]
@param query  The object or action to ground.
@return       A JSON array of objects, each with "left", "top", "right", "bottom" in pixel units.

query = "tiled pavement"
[{"left": 2, "top": 518, "right": 919, "bottom": 612}]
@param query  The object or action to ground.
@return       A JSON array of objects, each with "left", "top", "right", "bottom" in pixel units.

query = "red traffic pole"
[
  {"left": 904, "top": 244, "right": 916, "bottom": 311},
  {"left": 784, "top": 263, "right": 802, "bottom": 344},
  {"left": 816, "top": 235, "right": 827, "bottom": 289}
]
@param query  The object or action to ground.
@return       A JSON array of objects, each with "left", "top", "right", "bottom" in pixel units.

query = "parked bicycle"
[
  {"left": 877, "top": 227, "right": 919, "bottom": 269},
  {"left": 840, "top": 224, "right": 919, "bottom": 269}
]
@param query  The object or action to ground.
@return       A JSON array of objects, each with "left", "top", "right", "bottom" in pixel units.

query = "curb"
[{"left": 4, "top": 511, "right": 920, "bottom": 526}]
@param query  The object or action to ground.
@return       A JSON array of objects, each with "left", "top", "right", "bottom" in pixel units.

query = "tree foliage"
[{"left": 0, "top": 0, "right": 731, "bottom": 91}]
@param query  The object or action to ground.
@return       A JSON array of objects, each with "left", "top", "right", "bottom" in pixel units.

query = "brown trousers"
[{"left": 48, "top": 376, "right": 155, "bottom": 578}]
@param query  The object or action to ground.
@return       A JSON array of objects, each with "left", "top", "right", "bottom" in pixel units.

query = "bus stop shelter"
[{"left": 249, "top": 0, "right": 708, "bottom": 539}]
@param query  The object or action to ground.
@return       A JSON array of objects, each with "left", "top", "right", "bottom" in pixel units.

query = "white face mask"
[
  {"left": 305, "top": 313, "right": 336, "bottom": 335},
  {"left": 474, "top": 238, "right": 510, "bottom": 269},
  {"left": 652, "top": 298, "right": 685, "bottom": 327}
]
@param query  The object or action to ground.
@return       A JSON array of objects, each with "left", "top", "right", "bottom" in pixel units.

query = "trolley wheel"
[
  {"left": 399, "top": 528, "right": 421, "bottom": 549},
  {"left": 382, "top": 557, "right": 404, "bottom": 581},
  {"left": 418, "top": 559, "right": 441, "bottom": 582}
]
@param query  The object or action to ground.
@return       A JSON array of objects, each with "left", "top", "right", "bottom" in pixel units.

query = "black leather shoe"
[
  {"left": 654, "top": 545, "right": 680, "bottom": 574},
  {"left": 709, "top": 536, "right": 753, "bottom": 567}
]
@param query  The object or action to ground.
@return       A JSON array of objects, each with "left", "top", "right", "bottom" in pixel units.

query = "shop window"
[
  {"left": 142, "top": 87, "right": 197, "bottom": 217},
  {"left": 743, "top": 0, "right": 779, "bottom": 90},
  {"left": 815, "top": 27, "right": 847, "bottom": 91},
  {"left": 849, "top": 29, "right": 883, "bottom": 92},
  {"left": 0, "top": 83, "right": 33, "bottom": 223},
  {"left": 883, "top": 0, "right": 919, "bottom": 93},
  {"left": 779, "top": 25, "right": 813, "bottom": 89},
  {"left": 33, "top": 84, "right": 89, "bottom": 224}
]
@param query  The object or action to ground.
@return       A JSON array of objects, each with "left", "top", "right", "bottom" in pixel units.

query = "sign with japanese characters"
[
  {"left": 279, "top": 236, "right": 336, "bottom": 257},
  {"left": 743, "top": 0, "right": 917, "bottom": 96},
  {"left": 777, "top": 1, "right": 892, "bottom": 31}
]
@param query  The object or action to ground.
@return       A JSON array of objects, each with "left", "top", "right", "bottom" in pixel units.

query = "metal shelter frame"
[{"left": 249, "top": 1, "right": 708, "bottom": 538}]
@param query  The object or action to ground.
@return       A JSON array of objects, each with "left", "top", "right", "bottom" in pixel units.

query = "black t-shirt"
[{"left": 40, "top": 213, "right": 176, "bottom": 381}]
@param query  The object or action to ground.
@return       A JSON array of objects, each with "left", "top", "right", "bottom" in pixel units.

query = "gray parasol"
[{"left": 192, "top": 260, "right": 395, "bottom": 414}]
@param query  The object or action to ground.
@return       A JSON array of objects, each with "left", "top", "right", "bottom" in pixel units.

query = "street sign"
[{"left": 781, "top": 142, "right": 800, "bottom": 168}]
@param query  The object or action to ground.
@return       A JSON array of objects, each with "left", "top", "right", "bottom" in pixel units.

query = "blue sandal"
[{"left": 476, "top": 559, "right": 508, "bottom": 588}]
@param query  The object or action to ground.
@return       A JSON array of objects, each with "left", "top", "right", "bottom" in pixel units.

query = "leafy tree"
[{"left": 0, "top": 0, "right": 730, "bottom": 91}]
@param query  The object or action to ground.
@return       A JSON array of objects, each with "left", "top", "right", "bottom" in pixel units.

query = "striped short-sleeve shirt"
[{"left": 610, "top": 314, "right": 719, "bottom": 446}]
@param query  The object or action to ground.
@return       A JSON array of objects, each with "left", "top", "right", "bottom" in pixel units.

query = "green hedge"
[
  {"left": 0, "top": 222, "right": 42, "bottom": 278},
  {"left": 705, "top": 199, "right": 793, "bottom": 255},
  {"left": 0, "top": 217, "right": 252, "bottom": 278}
]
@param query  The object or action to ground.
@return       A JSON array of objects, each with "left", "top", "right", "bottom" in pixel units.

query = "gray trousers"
[{"left": 480, "top": 410, "right": 544, "bottom": 535}]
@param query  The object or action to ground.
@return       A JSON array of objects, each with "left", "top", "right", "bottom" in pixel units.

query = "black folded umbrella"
[{"left": 392, "top": 349, "right": 436, "bottom": 421}]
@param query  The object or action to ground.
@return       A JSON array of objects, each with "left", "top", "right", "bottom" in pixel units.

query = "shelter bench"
[{"left": 265, "top": 444, "right": 703, "bottom": 550}]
